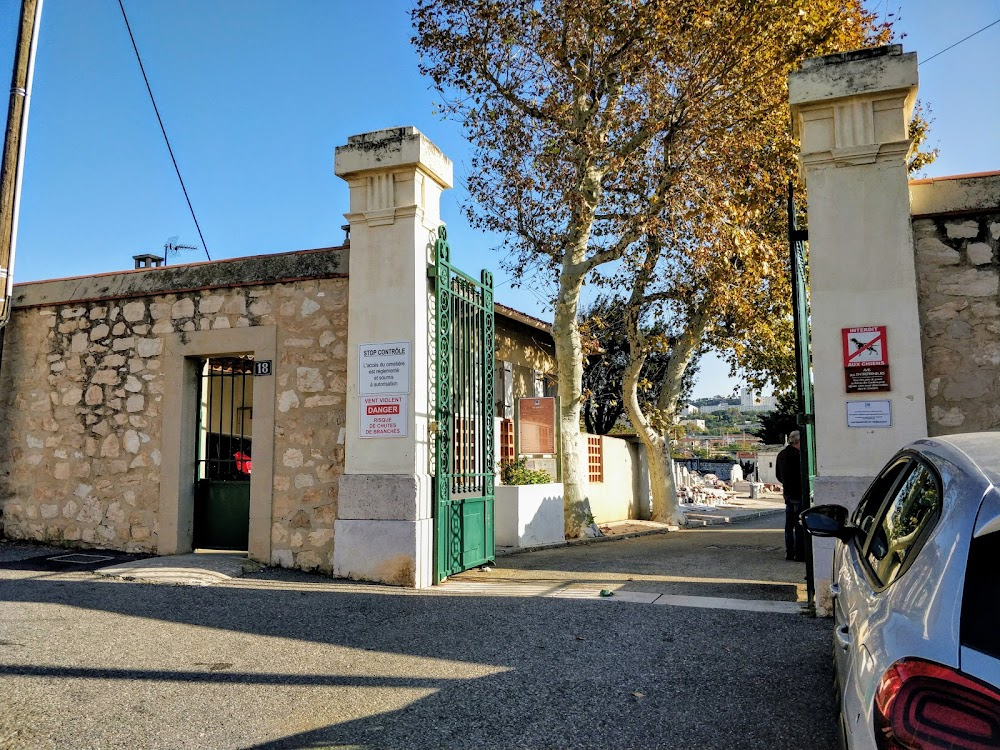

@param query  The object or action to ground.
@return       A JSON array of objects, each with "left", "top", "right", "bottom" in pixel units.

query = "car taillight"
[{"left": 874, "top": 658, "right": 1000, "bottom": 750}]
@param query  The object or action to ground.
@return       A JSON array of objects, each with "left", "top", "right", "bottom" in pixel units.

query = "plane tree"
[
  {"left": 579, "top": 295, "right": 690, "bottom": 436},
  {"left": 411, "top": 0, "right": 892, "bottom": 529}
]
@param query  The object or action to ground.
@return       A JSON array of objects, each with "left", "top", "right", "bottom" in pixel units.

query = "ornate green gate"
[
  {"left": 430, "top": 227, "right": 495, "bottom": 583},
  {"left": 789, "top": 185, "right": 817, "bottom": 604}
]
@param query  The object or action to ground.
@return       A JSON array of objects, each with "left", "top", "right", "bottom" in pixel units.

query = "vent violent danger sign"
[{"left": 360, "top": 395, "right": 407, "bottom": 438}]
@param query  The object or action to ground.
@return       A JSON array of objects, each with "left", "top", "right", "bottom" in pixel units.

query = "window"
[
  {"left": 532, "top": 370, "right": 545, "bottom": 398},
  {"left": 543, "top": 374, "right": 558, "bottom": 399},
  {"left": 588, "top": 435, "right": 603, "bottom": 483},
  {"left": 863, "top": 461, "right": 940, "bottom": 587},
  {"left": 852, "top": 458, "right": 910, "bottom": 538},
  {"left": 496, "top": 361, "right": 513, "bottom": 418},
  {"left": 962, "top": 530, "right": 1000, "bottom": 659}
]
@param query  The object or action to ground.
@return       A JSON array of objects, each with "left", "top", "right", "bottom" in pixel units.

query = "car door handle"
[
  {"left": 835, "top": 625, "right": 851, "bottom": 651},
  {"left": 830, "top": 583, "right": 840, "bottom": 600}
]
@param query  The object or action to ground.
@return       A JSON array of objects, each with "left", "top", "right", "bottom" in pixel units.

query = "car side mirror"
[{"left": 800, "top": 504, "right": 857, "bottom": 543}]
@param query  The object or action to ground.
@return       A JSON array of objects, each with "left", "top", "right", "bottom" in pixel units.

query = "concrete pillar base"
[{"left": 333, "top": 518, "right": 433, "bottom": 588}]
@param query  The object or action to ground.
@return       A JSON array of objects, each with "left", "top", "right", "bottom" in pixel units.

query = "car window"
[
  {"left": 853, "top": 458, "right": 910, "bottom": 539},
  {"left": 864, "top": 461, "right": 940, "bottom": 587},
  {"left": 962, "top": 530, "right": 1000, "bottom": 659}
]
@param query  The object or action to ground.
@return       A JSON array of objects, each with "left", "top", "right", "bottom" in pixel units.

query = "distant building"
[
  {"left": 697, "top": 401, "right": 739, "bottom": 414},
  {"left": 739, "top": 386, "right": 777, "bottom": 412},
  {"left": 678, "top": 418, "right": 706, "bottom": 431}
]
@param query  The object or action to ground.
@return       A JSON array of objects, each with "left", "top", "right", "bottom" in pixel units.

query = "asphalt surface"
[{"left": 0, "top": 517, "right": 837, "bottom": 750}]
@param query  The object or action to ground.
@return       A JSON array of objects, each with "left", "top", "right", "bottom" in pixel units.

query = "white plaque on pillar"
[
  {"left": 360, "top": 395, "right": 408, "bottom": 438},
  {"left": 359, "top": 341, "right": 411, "bottom": 394},
  {"left": 846, "top": 400, "right": 892, "bottom": 428}
]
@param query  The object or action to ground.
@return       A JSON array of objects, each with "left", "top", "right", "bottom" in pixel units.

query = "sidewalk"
[
  {"left": 82, "top": 493, "right": 786, "bottom": 585},
  {"left": 455, "top": 513, "right": 808, "bottom": 609},
  {"left": 495, "top": 489, "right": 785, "bottom": 555}
]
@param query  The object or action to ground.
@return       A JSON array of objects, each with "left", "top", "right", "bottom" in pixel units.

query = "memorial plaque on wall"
[
  {"left": 518, "top": 397, "right": 556, "bottom": 454},
  {"left": 845, "top": 364, "right": 891, "bottom": 393}
]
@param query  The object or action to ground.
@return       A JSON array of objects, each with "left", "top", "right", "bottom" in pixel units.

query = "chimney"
[{"left": 132, "top": 253, "right": 164, "bottom": 269}]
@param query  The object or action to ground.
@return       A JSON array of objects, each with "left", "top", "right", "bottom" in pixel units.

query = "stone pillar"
[
  {"left": 333, "top": 127, "right": 453, "bottom": 587},
  {"left": 789, "top": 46, "right": 927, "bottom": 613}
]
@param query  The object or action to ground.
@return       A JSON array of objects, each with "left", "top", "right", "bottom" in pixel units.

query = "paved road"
[{"left": 0, "top": 517, "right": 836, "bottom": 750}]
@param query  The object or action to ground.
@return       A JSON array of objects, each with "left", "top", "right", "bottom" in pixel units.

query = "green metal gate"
[
  {"left": 193, "top": 355, "right": 253, "bottom": 551},
  {"left": 430, "top": 226, "right": 495, "bottom": 583},
  {"left": 789, "top": 185, "right": 817, "bottom": 604}
]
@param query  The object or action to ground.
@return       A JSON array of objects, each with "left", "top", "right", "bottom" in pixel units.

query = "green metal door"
[
  {"left": 193, "top": 355, "right": 253, "bottom": 551},
  {"left": 789, "top": 185, "right": 817, "bottom": 603},
  {"left": 431, "top": 227, "right": 495, "bottom": 583}
]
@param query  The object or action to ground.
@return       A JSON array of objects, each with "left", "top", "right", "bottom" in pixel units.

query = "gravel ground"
[{"left": 0, "top": 521, "right": 837, "bottom": 750}]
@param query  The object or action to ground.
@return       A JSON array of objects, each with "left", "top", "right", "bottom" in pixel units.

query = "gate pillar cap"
[
  {"left": 789, "top": 45, "right": 917, "bottom": 107},
  {"left": 335, "top": 126, "right": 453, "bottom": 189}
]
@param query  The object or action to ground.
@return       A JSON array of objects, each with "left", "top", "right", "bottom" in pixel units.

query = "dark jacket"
[{"left": 775, "top": 444, "right": 802, "bottom": 502}]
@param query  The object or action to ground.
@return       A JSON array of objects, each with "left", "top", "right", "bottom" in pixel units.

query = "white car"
[{"left": 800, "top": 433, "right": 1000, "bottom": 750}]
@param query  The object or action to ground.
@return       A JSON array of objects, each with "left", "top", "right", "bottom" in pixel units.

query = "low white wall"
[
  {"left": 579, "top": 434, "right": 645, "bottom": 524},
  {"left": 494, "top": 483, "right": 565, "bottom": 548}
]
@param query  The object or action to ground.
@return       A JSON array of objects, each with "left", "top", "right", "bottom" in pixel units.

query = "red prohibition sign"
[{"left": 842, "top": 326, "right": 888, "bottom": 368}]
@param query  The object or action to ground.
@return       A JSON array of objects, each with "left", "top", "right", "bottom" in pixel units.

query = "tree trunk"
[
  {"left": 621, "top": 330, "right": 685, "bottom": 525},
  {"left": 552, "top": 266, "right": 588, "bottom": 537},
  {"left": 621, "top": 262, "right": 713, "bottom": 524}
]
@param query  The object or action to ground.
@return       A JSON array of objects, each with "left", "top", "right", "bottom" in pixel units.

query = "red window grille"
[
  {"left": 453, "top": 417, "right": 477, "bottom": 478},
  {"left": 500, "top": 418, "right": 515, "bottom": 464},
  {"left": 588, "top": 435, "right": 603, "bottom": 483}
]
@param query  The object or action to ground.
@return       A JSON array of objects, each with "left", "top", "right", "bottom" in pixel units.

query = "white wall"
[
  {"left": 757, "top": 448, "right": 781, "bottom": 485},
  {"left": 578, "top": 434, "right": 645, "bottom": 523}
]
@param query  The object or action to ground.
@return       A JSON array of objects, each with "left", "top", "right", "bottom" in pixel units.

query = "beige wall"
[
  {"left": 0, "top": 250, "right": 348, "bottom": 573},
  {"left": 495, "top": 316, "right": 555, "bottom": 374},
  {"left": 578, "top": 434, "right": 646, "bottom": 523},
  {"left": 911, "top": 174, "right": 1000, "bottom": 435},
  {"left": 495, "top": 315, "right": 556, "bottom": 414}
]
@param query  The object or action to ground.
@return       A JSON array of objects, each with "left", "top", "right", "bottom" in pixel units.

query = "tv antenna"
[{"left": 163, "top": 236, "right": 198, "bottom": 265}]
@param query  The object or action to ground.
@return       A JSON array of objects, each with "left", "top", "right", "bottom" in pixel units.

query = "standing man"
[{"left": 775, "top": 431, "right": 804, "bottom": 561}]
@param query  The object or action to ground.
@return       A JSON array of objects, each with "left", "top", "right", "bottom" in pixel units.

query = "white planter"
[{"left": 494, "top": 482, "right": 565, "bottom": 548}]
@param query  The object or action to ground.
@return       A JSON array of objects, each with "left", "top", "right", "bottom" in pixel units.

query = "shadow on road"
[{"left": 1, "top": 553, "right": 836, "bottom": 750}]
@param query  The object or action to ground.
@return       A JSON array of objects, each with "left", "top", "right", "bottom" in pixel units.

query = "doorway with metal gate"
[{"left": 193, "top": 355, "right": 254, "bottom": 551}]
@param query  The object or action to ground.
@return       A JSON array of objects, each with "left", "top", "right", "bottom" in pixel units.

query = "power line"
[
  {"left": 116, "top": 0, "right": 211, "bottom": 261},
  {"left": 920, "top": 17, "right": 1000, "bottom": 66}
]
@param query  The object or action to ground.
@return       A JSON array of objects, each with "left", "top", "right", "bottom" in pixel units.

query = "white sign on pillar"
[
  {"left": 360, "top": 395, "right": 408, "bottom": 438},
  {"left": 359, "top": 341, "right": 411, "bottom": 394},
  {"left": 358, "top": 341, "right": 411, "bottom": 438}
]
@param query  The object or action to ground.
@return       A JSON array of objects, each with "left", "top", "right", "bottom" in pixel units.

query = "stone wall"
[
  {"left": 0, "top": 248, "right": 348, "bottom": 573},
  {"left": 911, "top": 174, "right": 1000, "bottom": 436}
]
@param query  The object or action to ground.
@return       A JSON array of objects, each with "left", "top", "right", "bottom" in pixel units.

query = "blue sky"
[{"left": 1, "top": 0, "right": 998, "bottom": 398}]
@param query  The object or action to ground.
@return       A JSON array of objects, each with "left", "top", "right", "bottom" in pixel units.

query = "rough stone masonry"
[
  {"left": 912, "top": 182, "right": 1000, "bottom": 435},
  {"left": 0, "top": 248, "right": 349, "bottom": 573}
]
